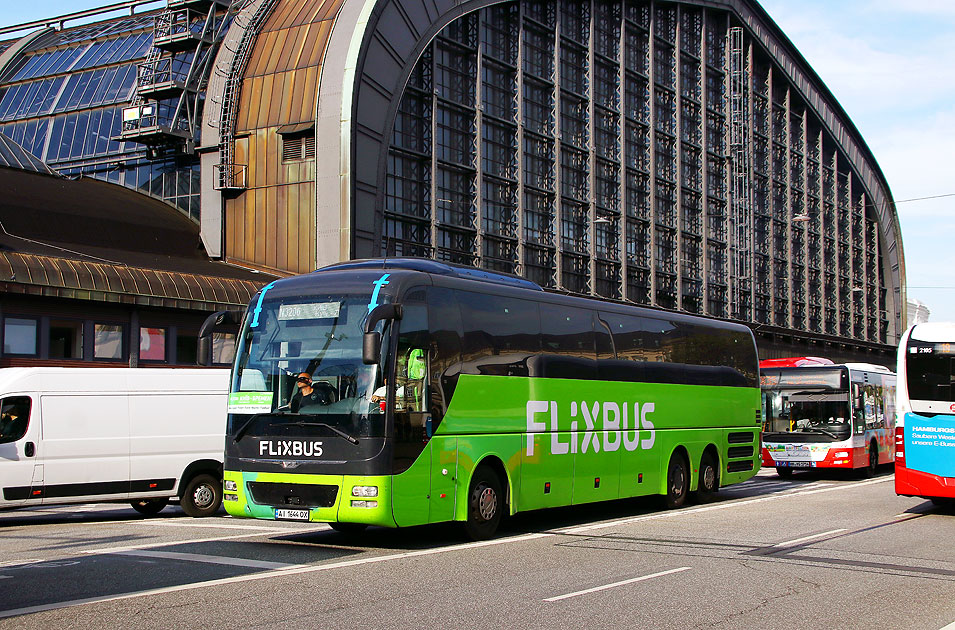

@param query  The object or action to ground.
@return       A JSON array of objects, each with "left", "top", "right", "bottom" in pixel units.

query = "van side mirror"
[{"left": 362, "top": 303, "right": 403, "bottom": 365}]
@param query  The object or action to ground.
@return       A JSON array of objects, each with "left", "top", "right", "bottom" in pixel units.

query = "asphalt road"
[{"left": 1, "top": 467, "right": 953, "bottom": 630}]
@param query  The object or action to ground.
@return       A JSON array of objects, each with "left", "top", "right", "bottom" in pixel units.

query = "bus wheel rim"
[
  {"left": 671, "top": 466, "right": 684, "bottom": 496},
  {"left": 477, "top": 486, "right": 496, "bottom": 521},
  {"left": 703, "top": 466, "right": 715, "bottom": 490}
]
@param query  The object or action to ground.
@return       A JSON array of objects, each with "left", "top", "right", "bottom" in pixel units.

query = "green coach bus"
[{"left": 204, "top": 258, "right": 761, "bottom": 539}]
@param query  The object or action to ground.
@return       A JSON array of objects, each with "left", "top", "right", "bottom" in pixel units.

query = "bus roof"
[
  {"left": 908, "top": 322, "right": 955, "bottom": 343},
  {"left": 318, "top": 258, "right": 544, "bottom": 291}
]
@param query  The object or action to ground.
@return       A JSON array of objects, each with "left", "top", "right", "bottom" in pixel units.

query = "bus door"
[
  {"left": 0, "top": 395, "right": 42, "bottom": 506},
  {"left": 391, "top": 290, "right": 433, "bottom": 527}
]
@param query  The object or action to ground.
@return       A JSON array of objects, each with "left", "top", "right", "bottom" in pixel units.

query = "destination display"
[{"left": 760, "top": 367, "right": 845, "bottom": 390}]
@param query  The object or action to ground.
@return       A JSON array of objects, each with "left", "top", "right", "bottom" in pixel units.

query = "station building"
[{"left": 0, "top": 0, "right": 905, "bottom": 367}]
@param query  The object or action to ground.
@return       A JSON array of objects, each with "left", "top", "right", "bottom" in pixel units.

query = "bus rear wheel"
[
  {"left": 464, "top": 465, "right": 503, "bottom": 541},
  {"left": 664, "top": 453, "right": 689, "bottom": 509},
  {"left": 695, "top": 452, "right": 719, "bottom": 503}
]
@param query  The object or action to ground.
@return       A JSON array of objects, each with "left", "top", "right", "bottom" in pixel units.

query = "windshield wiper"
[
  {"left": 799, "top": 427, "right": 840, "bottom": 439},
  {"left": 281, "top": 420, "right": 360, "bottom": 445},
  {"left": 233, "top": 409, "right": 290, "bottom": 443}
]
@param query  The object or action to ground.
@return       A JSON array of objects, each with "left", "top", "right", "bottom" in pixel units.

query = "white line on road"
[
  {"left": 543, "top": 567, "right": 691, "bottom": 602},
  {"left": 0, "top": 532, "right": 551, "bottom": 620},
  {"left": 0, "top": 476, "right": 893, "bottom": 620},
  {"left": 0, "top": 560, "right": 41, "bottom": 568},
  {"left": 772, "top": 528, "right": 846, "bottom": 548},
  {"left": 79, "top": 528, "right": 329, "bottom": 557},
  {"left": 938, "top": 621, "right": 955, "bottom": 630},
  {"left": 139, "top": 519, "right": 299, "bottom": 531},
  {"left": 560, "top": 476, "right": 891, "bottom": 535},
  {"left": 115, "top": 550, "right": 303, "bottom": 571}
]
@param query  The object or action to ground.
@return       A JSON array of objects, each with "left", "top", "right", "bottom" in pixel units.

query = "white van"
[{"left": 0, "top": 367, "right": 228, "bottom": 516}]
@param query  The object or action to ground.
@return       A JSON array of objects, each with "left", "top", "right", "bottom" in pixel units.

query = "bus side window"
[
  {"left": 393, "top": 289, "right": 430, "bottom": 474},
  {"left": 538, "top": 303, "right": 596, "bottom": 379},
  {"left": 457, "top": 290, "right": 540, "bottom": 377},
  {"left": 426, "top": 287, "right": 463, "bottom": 430}
]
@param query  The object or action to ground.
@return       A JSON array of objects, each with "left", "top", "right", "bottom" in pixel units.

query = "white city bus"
[{"left": 760, "top": 359, "right": 896, "bottom": 477}]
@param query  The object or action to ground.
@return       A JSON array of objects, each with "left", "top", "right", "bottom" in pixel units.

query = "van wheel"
[
  {"left": 463, "top": 465, "right": 503, "bottom": 541},
  {"left": 695, "top": 452, "right": 719, "bottom": 503},
  {"left": 181, "top": 473, "right": 222, "bottom": 517},
  {"left": 131, "top": 497, "right": 168, "bottom": 516},
  {"left": 664, "top": 453, "right": 690, "bottom": 509}
]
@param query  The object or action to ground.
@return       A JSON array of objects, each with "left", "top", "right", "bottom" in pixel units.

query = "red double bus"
[
  {"left": 760, "top": 359, "right": 896, "bottom": 477},
  {"left": 895, "top": 323, "right": 955, "bottom": 504}
]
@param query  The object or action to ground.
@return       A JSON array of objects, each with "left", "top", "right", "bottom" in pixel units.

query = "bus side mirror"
[
  {"left": 363, "top": 332, "right": 381, "bottom": 365},
  {"left": 197, "top": 309, "right": 243, "bottom": 366},
  {"left": 362, "top": 303, "right": 403, "bottom": 365}
]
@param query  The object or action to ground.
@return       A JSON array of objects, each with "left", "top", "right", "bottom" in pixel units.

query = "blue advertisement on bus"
[{"left": 904, "top": 412, "right": 955, "bottom": 478}]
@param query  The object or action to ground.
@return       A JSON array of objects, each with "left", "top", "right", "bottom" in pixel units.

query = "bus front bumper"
[{"left": 223, "top": 470, "right": 398, "bottom": 527}]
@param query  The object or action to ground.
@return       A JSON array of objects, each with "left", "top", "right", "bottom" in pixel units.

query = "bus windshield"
[
  {"left": 905, "top": 342, "right": 955, "bottom": 403},
  {"left": 229, "top": 294, "right": 388, "bottom": 438},
  {"left": 763, "top": 390, "right": 851, "bottom": 440}
]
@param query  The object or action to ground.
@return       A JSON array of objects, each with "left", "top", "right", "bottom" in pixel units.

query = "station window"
[
  {"left": 49, "top": 319, "right": 83, "bottom": 359},
  {"left": 2, "top": 317, "right": 38, "bottom": 356},
  {"left": 139, "top": 327, "right": 167, "bottom": 362},
  {"left": 94, "top": 323, "right": 125, "bottom": 359},
  {"left": 176, "top": 334, "right": 198, "bottom": 365}
]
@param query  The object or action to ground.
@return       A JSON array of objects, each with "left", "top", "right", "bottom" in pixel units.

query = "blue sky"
[{"left": 4, "top": 1, "right": 955, "bottom": 321}]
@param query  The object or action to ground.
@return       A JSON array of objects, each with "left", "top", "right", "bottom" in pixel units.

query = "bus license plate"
[
  {"left": 782, "top": 461, "right": 812, "bottom": 468},
  {"left": 274, "top": 508, "right": 310, "bottom": 521}
]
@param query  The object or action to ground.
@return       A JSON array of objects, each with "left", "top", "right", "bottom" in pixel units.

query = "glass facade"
[
  {"left": 0, "top": 13, "right": 201, "bottom": 219},
  {"left": 383, "top": 0, "right": 891, "bottom": 343}
]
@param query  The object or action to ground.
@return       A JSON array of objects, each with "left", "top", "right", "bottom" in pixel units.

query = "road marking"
[
  {"left": 0, "top": 477, "right": 893, "bottom": 619},
  {"left": 0, "top": 532, "right": 550, "bottom": 619},
  {"left": 114, "top": 550, "right": 303, "bottom": 571},
  {"left": 544, "top": 567, "right": 691, "bottom": 602},
  {"left": 0, "top": 560, "right": 41, "bottom": 568},
  {"left": 79, "top": 528, "right": 329, "bottom": 557},
  {"left": 772, "top": 529, "right": 846, "bottom": 548},
  {"left": 140, "top": 520, "right": 297, "bottom": 531},
  {"left": 938, "top": 621, "right": 955, "bottom": 630},
  {"left": 560, "top": 476, "right": 891, "bottom": 535}
]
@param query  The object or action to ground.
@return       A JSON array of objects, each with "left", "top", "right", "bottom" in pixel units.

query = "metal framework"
[
  {"left": 381, "top": 0, "right": 891, "bottom": 344},
  {"left": 119, "top": 0, "right": 237, "bottom": 155}
]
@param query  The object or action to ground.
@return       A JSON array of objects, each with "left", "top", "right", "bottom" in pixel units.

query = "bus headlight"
[
  {"left": 351, "top": 500, "right": 378, "bottom": 508},
  {"left": 224, "top": 480, "right": 238, "bottom": 491},
  {"left": 224, "top": 493, "right": 239, "bottom": 502},
  {"left": 352, "top": 486, "right": 379, "bottom": 497},
  {"left": 834, "top": 451, "right": 849, "bottom": 458}
]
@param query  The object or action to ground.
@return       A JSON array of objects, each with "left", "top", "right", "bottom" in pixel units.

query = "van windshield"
[{"left": 229, "top": 294, "right": 388, "bottom": 438}]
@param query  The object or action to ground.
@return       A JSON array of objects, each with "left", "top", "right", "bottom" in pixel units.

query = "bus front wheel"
[
  {"left": 861, "top": 443, "right": 879, "bottom": 478},
  {"left": 664, "top": 453, "right": 689, "bottom": 509},
  {"left": 464, "top": 465, "right": 503, "bottom": 541},
  {"left": 330, "top": 522, "right": 368, "bottom": 536},
  {"left": 776, "top": 467, "right": 793, "bottom": 478}
]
